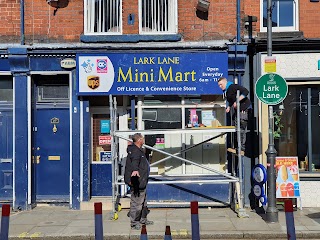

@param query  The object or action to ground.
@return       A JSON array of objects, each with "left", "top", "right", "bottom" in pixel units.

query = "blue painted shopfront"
[
  {"left": 1, "top": 45, "right": 247, "bottom": 210},
  {"left": 0, "top": 108, "right": 13, "bottom": 200},
  {"left": 77, "top": 51, "right": 232, "bottom": 202}
]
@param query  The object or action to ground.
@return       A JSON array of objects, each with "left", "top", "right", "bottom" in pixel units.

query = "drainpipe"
[
  {"left": 233, "top": 0, "right": 241, "bottom": 84},
  {"left": 20, "top": 0, "right": 25, "bottom": 45}
]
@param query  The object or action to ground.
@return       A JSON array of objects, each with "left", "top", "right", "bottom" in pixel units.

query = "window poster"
[
  {"left": 275, "top": 157, "right": 300, "bottom": 198},
  {"left": 201, "top": 110, "right": 216, "bottom": 127}
]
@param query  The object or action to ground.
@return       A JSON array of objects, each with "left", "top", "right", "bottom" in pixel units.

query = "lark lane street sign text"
[{"left": 255, "top": 73, "right": 288, "bottom": 105}]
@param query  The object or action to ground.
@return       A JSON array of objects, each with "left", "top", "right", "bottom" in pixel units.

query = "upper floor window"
[
  {"left": 84, "top": 0, "right": 122, "bottom": 35},
  {"left": 140, "top": 0, "right": 178, "bottom": 34},
  {"left": 260, "top": 0, "right": 298, "bottom": 32}
]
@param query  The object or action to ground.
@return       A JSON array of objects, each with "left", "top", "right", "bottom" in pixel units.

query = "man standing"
[
  {"left": 217, "top": 77, "right": 252, "bottom": 156},
  {"left": 125, "top": 133, "right": 153, "bottom": 230}
]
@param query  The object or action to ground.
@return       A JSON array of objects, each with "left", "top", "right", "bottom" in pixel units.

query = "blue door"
[
  {"left": 0, "top": 109, "right": 13, "bottom": 201},
  {"left": 34, "top": 108, "right": 70, "bottom": 202}
]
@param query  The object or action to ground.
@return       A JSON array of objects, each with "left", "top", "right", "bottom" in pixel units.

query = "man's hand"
[
  {"left": 226, "top": 106, "right": 230, "bottom": 113},
  {"left": 131, "top": 171, "right": 140, "bottom": 177},
  {"left": 233, "top": 102, "right": 237, "bottom": 108}
]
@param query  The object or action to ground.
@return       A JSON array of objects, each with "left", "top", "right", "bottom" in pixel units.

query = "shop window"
[
  {"left": 260, "top": 0, "right": 298, "bottom": 32},
  {"left": 140, "top": 0, "right": 178, "bottom": 34},
  {"left": 185, "top": 107, "right": 225, "bottom": 128},
  {"left": 0, "top": 76, "right": 13, "bottom": 102},
  {"left": 92, "top": 114, "right": 112, "bottom": 162},
  {"left": 142, "top": 105, "right": 226, "bottom": 176},
  {"left": 275, "top": 85, "right": 320, "bottom": 172},
  {"left": 84, "top": 0, "right": 122, "bottom": 35}
]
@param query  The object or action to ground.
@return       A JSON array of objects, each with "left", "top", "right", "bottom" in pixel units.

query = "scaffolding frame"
[{"left": 108, "top": 92, "right": 248, "bottom": 219}]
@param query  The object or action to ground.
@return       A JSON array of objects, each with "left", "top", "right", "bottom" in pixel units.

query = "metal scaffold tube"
[
  {"left": 108, "top": 95, "right": 247, "bottom": 214},
  {"left": 235, "top": 90, "right": 248, "bottom": 218}
]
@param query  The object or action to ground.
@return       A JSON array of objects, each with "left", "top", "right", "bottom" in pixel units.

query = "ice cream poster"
[{"left": 275, "top": 157, "right": 300, "bottom": 198}]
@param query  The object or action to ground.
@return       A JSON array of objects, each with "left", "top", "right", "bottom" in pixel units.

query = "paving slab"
[{"left": 2, "top": 206, "right": 320, "bottom": 239}]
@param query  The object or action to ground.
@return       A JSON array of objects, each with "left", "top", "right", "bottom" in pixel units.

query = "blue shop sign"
[
  {"left": 76, "top": 52, "right": 227, "bottom": 95},
  {"left": 100, "top": 120, "right": 110, "bottom": 134}
]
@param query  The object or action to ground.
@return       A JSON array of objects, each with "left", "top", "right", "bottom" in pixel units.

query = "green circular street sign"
[{"left": 255, "top": 73, "right": 288, "bottom": 105}]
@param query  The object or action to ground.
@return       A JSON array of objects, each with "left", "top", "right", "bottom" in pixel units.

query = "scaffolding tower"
[{"left": 108, "top": 91, "right": 248, "bottom": 219}]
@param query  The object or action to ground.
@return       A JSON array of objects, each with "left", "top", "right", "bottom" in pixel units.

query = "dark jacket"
[
  {"left": 225, "top": 83, "right": 251, "bottom": 111},
  {"left": 125, "top": 144, "right": 149, "bottom": 189}
]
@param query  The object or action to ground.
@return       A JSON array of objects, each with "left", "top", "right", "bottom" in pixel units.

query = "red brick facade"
[
  {"left": 1, "top": 0, "right": 320, "bottom": 43},
  {"left": 0, "top": 0, "right": 238, "bottom": 43},
  {"left": 243, "top": 0, "right": 320, "bottom": 38}
]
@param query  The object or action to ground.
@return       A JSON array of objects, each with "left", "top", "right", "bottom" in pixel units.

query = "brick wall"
[
  {"left": 178, "top": 0, "right": 237, "bottom": 41},
  {"left": 243, "top": 0, "right": 259, "bottom": 37},
  {"left": 0, "top": 0, "right": 83, "bottom": 43},
  {"left": 244, "top": 0, "right": 320, "bottom": 38},
  {"left": 299, "top": 1, "right": 320, "bottom": 38},
  {"left": 0, "top": 0, "right": 239, "bottom": 43},
  {"left": 2, "top": 0, "right": 320, "bottom": 44},
  {"left": 122, "top": 0, "right": 139, "bottom": 34}
]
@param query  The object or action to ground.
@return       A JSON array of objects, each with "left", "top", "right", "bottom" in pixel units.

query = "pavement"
[{"left": 2, "top": 204, "right": 320, "bottom": 240}]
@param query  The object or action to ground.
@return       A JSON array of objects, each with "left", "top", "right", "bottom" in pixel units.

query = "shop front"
[
  {"left": 257, "top": 52, "right": 320, "bottom": 207},
  {"left": 0, "top": 47, "right": 86, "bottom": 210},
  {"left": 1, "top": 45, "right": 248, "bottom": 210},
  {"left": 77, "top": 51, "right": 240, "bottom": 205},
  {"left": 0, "top": 53, "right": 13, "bottom": 202}
]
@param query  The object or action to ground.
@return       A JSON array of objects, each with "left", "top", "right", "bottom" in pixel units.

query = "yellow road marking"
[
  {"left": 179, "top": 229, "right": 188, "bottom": 236},
  {"left": 18, "top": 232, "right": 28, "bottom": 238},
  {"left": 30, "top": 232, "right": 42, "bottom": 238}
]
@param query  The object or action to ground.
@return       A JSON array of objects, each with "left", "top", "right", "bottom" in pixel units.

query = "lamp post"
[{"left": 265, "top": 0, "right": 279, "bottom": 223}]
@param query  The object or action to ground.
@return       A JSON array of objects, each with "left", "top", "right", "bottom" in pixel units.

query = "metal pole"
[
  {"left": 109, "top": 95, "right": 116, "bottom": 216},
  {"left": 265, "top": 0, "right": 278, "bottom": 223},
  {"left": 307, "top": 88, "right": 312, "bottom": 172},
  {"left": 266, "top": 106, "right": 278, "bottom": 222},
  {"left": 236, "top": 90, "right": 244, "bottom": 209},
  {"left": 20, "top": 0, "right": 25, "bottom": 45},
  {"left": 114, "top": 133, "right": 238, "bottom": 180}
]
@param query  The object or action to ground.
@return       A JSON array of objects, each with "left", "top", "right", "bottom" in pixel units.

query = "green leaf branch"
[{"left": 273, "top": 112, "right": 284, "bottom": 139}]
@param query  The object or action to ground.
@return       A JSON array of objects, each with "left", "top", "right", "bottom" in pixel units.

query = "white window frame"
[
  {"left": 84, "top": 0, "right": 122, "bottom": 35},
  {"left": 260, "top": 0, "right": 299, "bottom": 32},
  {"left": 139, "top": 0, "right": 178, "bottom": 35}
]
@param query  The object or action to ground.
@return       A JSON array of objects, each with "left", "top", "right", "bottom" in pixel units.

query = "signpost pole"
[{"left": 265, "top": 0, "right": 279, "bottom": 223}]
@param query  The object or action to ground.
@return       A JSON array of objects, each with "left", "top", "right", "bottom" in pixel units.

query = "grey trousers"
[{"left": 129, "top": 188, "right": 148, "bottom": 227}]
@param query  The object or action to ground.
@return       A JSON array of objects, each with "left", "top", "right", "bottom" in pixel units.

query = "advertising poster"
[
  {"left": 100, "top": 151, "right": 112, "bottom": 163},
  {"left": 100, "top": 120, "right": 110, "bottom": 133},
  {"left": 99, "top": 135, "right": 111, "bottom": 145},
  {"left": 275, "top": 157, "right": 300, "bottom": 198}
]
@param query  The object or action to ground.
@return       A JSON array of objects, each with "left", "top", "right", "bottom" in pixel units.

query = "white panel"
[
  {"left": 164, "top": 134, "right": 182, "bottom": 174},
  {"left": 260, "top": 53, "right": 320, "bottom": 78},
  {"left": 185, "top": 133, "right": 223, "bottom": 174},
  {"left": 299, "top": 181, "right": 320, "bottom": 207}
]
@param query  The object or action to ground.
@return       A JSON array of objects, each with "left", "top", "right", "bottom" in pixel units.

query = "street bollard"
[
  {"left": 0, "top": 204, "right": 10, "bottom": 240},
  {"left": 140, "top": 225, "right": 148, "bottom": 240},
  {"left": 164, "top": 225, "right": 172, "bottom": 240},
  {"left": 284, "top": 199, "right": 296, "bottom": 240},
  {"left": 191, "top": 201, "right": 200, "bottom": 240},
  {"left": 94, "top": 202, "right": 103, "bottom": 240}
]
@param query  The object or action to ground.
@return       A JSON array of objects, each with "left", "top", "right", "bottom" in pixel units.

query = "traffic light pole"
[{"left": 265, "top": 0, "right": 279, "bottom": 223}]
